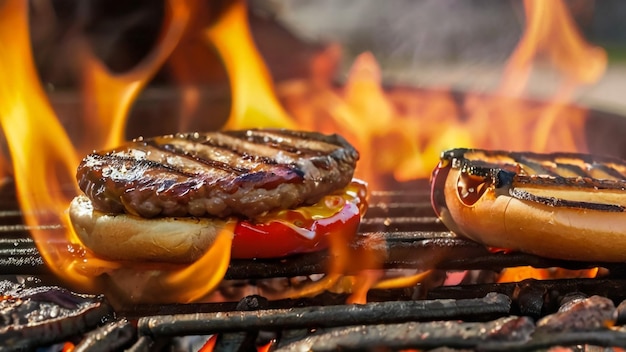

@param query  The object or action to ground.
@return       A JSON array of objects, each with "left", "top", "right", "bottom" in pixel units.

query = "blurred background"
[
  {"left": 271, "top": 0, "right": 626, "bottom": 112},
  {"left": 29, "top": 0, "right": 626, "bottom": 116},
  {"left": 2, "top": 0, "right": 623, "bottom": 214}
]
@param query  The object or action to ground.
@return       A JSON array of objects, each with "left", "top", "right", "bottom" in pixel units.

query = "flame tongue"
[
  {"left": 79, "top": 0, "right": 193, "bottom": 151},
  {"left": 0, "top": 0, "right": 89, "bottom": 288},
  {"left": 0, "top": 0, "right": 612, "bottom": 301},
  {"left": 0, "top": 0, "right": 232, "bottom": 302},
  {"left": 105, "top": 225, "right": 233, "bottom": 304},
  {"left": 500, "top": 0, "right": 607, "bottom": 96},
  {"left": 278, "top": 0, "right": 607, "bottom": 184},
  {"left": 204, "top": 0, "right": 295, "bottom": 130}
]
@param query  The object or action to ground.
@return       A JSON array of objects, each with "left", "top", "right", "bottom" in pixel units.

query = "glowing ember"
[
  {"left": 257, "top": 341, "right": 275, "bottom": 352},
  {"left": 198, "top": 335, "right": 218, "bottom": 352},
  {"left": 498, "top": 267, "right": 599, "bottom": 283}
]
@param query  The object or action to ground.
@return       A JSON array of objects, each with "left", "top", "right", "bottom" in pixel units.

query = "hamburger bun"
[{"left": 69, "top": 195, "right": 227, "bottom": 263}]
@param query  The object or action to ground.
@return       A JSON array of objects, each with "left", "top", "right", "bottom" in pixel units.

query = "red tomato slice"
[{"left": 231, "top": 179, "right": 368, "bottom": 259}]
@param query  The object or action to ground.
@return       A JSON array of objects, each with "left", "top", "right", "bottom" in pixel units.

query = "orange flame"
[
  {"left": 204, "top": 0, "right": 295, "bottom": 130},
  {"left": 105, "top": 224, "right": 233, "bottom": 303},
  {"left": 0, "top": 0, "right": 232, "bottom": 303},
  {"left": 274, "top": 0, "right": 605, "bottom": 287},
  {"left": 498, "top": 267, "right": 599, "bottom": 283},
  {"left": 198, "top": 335, "right": 218, "bottom": 352},
  {"left": 277, "top": 0, "right": 606, "bottom": 185},
  {"left": 0, "top": 0, "right": 609, "bottom": 302},
  {"left": 499, "top": 0, "right": 607, "bottom": 97},
  {"left": 79, "top": 0, "right": 193, "bottom": 151},
  {"left": 0, "top": 0, "right": 87, "bottom": 288},
  {"left": 257, "top": 341, "right": 274, "bottom": 352}
]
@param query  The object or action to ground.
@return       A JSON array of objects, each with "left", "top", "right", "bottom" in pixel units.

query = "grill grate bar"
[
  {"left": 72, "top": 319, "right": 135, "bottom": 351},
  {"left": 365, "top": 201, "right": 436, "bottom": 217},
  {"left": 0, "top": 229, "right": 615, "bottom": 278},
  {"left": 274, "top": 317, "right": 626, "bottom": 352},
  {"left": 359, "top": 216, "right": 444, "bottom": 232},
  {"left": 121, "top": 290, "right": 418, "bottom": 318},
  {"left": 370, "top": 188, "right": 430, "bottom": 198},
  {"left": 427, "top": 278, "right": 626, "bottom": 320},
  {"left": 0, "top": 210, "right": 22, "bottom": 217},
  {"left": 274, "top": 316, "right": 534, "bottom": 352},
  {"left": 137, "top": 293, "right": 511, "bottom": 337},
  {"left": 124, "top": 336, "right": 154, "bottom": 352},
  {"left": 0, "top": 224, "right": 63, "bottom": 233}
]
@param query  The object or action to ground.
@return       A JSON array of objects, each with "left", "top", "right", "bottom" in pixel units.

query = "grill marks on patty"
[{"left": 77, "top": 129, "right": 359, "bottom": 219}]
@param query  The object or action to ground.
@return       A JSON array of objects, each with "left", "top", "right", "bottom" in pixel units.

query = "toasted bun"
[
  {"left": 69, "top": 195, "right": 229, "bottom": 263},
  {"left": 439, "top": 167, "right": 626, "bottom": 262}
]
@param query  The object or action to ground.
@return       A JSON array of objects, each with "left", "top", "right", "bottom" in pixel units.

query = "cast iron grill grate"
[{"left": 2, "top": 180, "right": 626, "bottom": 351}]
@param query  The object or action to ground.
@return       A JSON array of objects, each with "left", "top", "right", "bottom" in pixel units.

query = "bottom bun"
[{"left": 69, "top": 195, "right": 228, "bottom": 263}]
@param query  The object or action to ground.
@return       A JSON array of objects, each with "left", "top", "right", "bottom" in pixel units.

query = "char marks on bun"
[{"left": 431, "top": 148, "right": 626, "bottom": 262}]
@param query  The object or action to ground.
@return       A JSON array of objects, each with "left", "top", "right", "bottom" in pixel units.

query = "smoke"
[{"left": 273, "top": 0, "right": 523, "bottom": 68}]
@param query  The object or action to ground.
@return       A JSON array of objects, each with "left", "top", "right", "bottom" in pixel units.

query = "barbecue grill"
[
  {"left": 3, "top": 154, "right": 626, "bottom": 350},
  {"left": 3, "top": 0, "right": 626, "bottom": 351}
]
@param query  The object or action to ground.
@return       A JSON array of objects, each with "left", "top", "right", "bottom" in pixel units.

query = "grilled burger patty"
[{"left": 77, "top": 129, "right": 359, "bottom": 219}]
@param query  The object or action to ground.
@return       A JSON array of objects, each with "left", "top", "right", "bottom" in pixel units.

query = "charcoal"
[
  {"left": 125, "top": 336, "right": 154, "bottom": 352},
  {"left": 615, "top": 300, "right": 626, "bottom": 325},
  {"left": 273, "top": 316, "right": 535, "bottom": 352},
  {"left": 428, "top": 279, "right": 626, "bottom": 307},
  {"left": 73, "top": 318, "right": 136, "bottom": 352},
  {"left": 235, "top": 294, "right": 269, "bottom": 311},
  {"left": 214, "top": 332, "right": 254, "bottom": 352},
  {"left": 559, "top": 292, "right": 588, "bottom": 308},
  {"left": 487, "top": 330, "right": 626, "bottom": 351},
  {"left": 514, "top": 281, "right": 546, "bottom": 319},
  {"left": 0, "top": 278, "right": 113, "bottom": 351},
  {"left": 536, "top": 295, "right": 616, "bottom": 334}
]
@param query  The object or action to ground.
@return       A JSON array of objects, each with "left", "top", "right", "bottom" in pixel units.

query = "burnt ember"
[
  {"left": 0, "top": 278, "right": 113, "bottom": 351},
  {"left": 274, "top": 316, "right": 536, "bottom": 351},
  {"left": 273, "top": 316, "right": 626, "bottom": 352},
  {"left": 2, "top": 277, "right": 626, "bottom": 351},
  {"left": 536, "top": 295, "right": 617, "bottom": 334},
  {"left": 73, "top": 318, "right": 136, "bottom": 351}
]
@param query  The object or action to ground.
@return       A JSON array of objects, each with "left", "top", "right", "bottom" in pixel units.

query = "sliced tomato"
[{"left": 231, "top": 179, "right": 368, "bottom": 259}]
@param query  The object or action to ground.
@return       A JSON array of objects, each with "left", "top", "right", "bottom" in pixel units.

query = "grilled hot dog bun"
[{"left": 431, "top": 148, "right": 626, "bottom": 262}]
